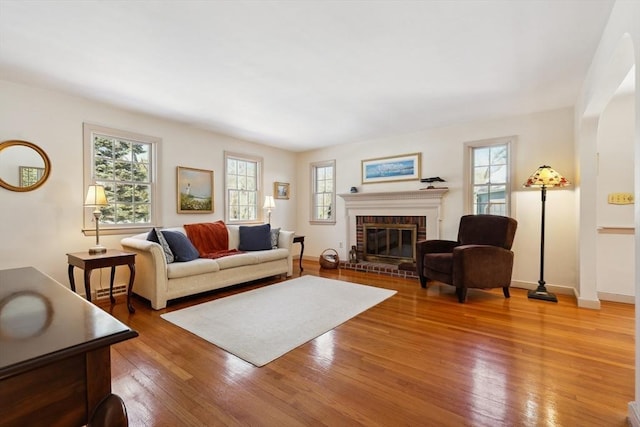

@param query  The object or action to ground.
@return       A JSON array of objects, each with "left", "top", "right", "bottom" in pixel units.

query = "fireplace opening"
[{"left": 363, "top": 223, "right": 417, "bottom": 264}]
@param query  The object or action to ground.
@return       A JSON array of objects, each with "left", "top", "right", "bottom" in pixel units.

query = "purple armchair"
[{"left": 416, "top": 214, "right": 518, "bottom": 303}]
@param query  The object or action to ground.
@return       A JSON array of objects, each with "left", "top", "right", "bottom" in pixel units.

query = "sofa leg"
[
  {"left": 456, "top": 287, "right": 467, "bottom": 303},
  {"left": 503, "top": 287, "right": 510, "bottom": 298},
  {"left": 419, "top": 276, "right": 427, "bottom": 288}
]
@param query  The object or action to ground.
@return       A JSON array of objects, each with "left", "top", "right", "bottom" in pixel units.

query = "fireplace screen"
[{"left": 363, "top": 223, "right": 417, "bottom": 263}]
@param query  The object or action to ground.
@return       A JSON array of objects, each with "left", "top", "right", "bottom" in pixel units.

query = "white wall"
[
  {"left": 0, "top": 79, "right": 297, "bottom": 292},
  {"left": 573, "top": 0, "right": 640, "bottom": 419},
  {"left": 296, "top": 107, "right": 577, "bottom": 293},
  {"left": 596, "top": 93, "right": 635, "bottom": 298}
]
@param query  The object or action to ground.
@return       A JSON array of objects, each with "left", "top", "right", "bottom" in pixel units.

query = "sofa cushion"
[
  {"left": 215, "top": 252, "right": 259, "bottom": 269},
  {"left": 147, "top": 227, "right": 175, "bottom": 264},
  {"left": 253, "top": 248, "right": 289, "bottom": 263},
  {"left": 239, "top": 224, "right": 272, "bottom": 251},
  {"left": 270, "top": 227, "right": 280, "bottom": 249},
  {"left": 162, "top": 230, "right": 200, "bottom": 262},
  {"left": 167, "top": 258, "right": 220, "bottom": 279}
]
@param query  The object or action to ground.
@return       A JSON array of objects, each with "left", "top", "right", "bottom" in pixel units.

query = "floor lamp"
[{"left": 524, "top": 165, "right": 569, "bottom": 302}]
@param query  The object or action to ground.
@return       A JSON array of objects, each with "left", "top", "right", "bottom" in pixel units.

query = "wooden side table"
[
  {"left": 293, "top": 235, "right": 305, "bottom": 272},
  {"left": 67, "top": 249, "right": 136, "bottom": 313}
]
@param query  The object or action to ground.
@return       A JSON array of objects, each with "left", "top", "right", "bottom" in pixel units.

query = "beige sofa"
[{"left": 120, "top": 225, "right": 294, "bottom": 309}]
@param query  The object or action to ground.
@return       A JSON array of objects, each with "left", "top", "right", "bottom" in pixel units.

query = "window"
[
  {"left": 225, "top": 152, "right": 263, "bottom": 223},
  {"left": 465, "top": 137, "right": 513, "bottom": 216},
  {"left": 310, "top": 160, "right": 336, "bottom": 224},
  {"left": 83, "top": 123, "right": 160, "bottom": 234},
  {"left": 19, "top": 166, "right": 44, "bottom": 187}
]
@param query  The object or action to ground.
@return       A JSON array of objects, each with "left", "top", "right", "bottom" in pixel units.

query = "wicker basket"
[{"left": 319, "top": 248, "right": 340, "bottom": 269}]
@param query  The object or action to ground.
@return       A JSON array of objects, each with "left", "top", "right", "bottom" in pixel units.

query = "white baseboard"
[
  {"left": 628, "top": 402, "right": 640, "bottom": 427},
  {"left": 597, "top": 291, "right": 635, "bottom": 304},
  {"left": 510, "top": 280, "right": 575, "bottom": 295}
]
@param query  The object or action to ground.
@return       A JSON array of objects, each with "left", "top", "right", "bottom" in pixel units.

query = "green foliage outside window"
[{"left": 93, "top": 135, "right": 151, "bottom": 224}]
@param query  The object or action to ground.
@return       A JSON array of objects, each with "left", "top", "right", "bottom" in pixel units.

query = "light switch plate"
[{"left": 607, "top": 192, "right": 634, "bottom": 204}]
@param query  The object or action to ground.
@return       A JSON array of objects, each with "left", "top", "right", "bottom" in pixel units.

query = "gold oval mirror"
[{"left": 0, "top": 140, "right": 51, "bottom": 192}]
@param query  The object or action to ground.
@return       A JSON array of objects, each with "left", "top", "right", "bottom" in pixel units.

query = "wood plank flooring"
[{"left": 100, "top": 261, "right": 634, "bottom": 426}]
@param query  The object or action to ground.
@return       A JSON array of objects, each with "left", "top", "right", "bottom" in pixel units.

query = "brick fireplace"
[{"left": 338, "top": 189, "right": 448, "bottom": 277}]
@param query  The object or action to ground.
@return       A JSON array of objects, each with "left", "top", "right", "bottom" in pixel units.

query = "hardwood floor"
[{"left": 101, "top": 261, "right": 634, "bottom": 426}]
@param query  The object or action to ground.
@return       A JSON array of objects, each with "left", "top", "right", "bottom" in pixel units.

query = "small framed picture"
[
  {"left": 177, "top": 166, "right": 213, "bottom": 213},
  {"left": 274, "top": 181, "right": 290, "bottom": 200}
]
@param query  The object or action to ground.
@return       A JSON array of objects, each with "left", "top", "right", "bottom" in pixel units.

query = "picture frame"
[
  {"left": 177, "top": 166, "right": 213, "bottom": 213},
  {"left": 274, "top": 181, "right": 290, "bottom": 200},
  {"left": 361, "top": 152, "right": 421, "bottom": 184}
]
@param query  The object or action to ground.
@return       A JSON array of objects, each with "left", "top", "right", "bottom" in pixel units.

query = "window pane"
[
  {"left": 134, "top": 204, "right": 150, "bottom": 223},
  {"left": 474, "top": 166, "right": 489, "bottom": 184},
  {"left": 95, "top": 159, "right": 114, "bottom": 180},
  {"left": 94, "top": 137, "right": 114, "bottom": 158},
  {"left": 474, "top": 147, "right": 490, "bottom": 166},
  {"left": 490, "top": 146, "right": 507, "bottom": 164},
  {"left": 490, "top": 165, "right": 506, "bottom": 183},
  {"left": 325, "top": 178, "right": 333, "bottom": 192},
  {"left": 134, "top": 184, "right": 150, "bottom": 203},
  {"left": 115, "top": 141, "right": 131, "bottom": 161},
  {"left": 132, "top": 143, "right": 149, "bottom": 163},
  {"left": 115, "top": 161, "right": 132, "bottom": 181}
]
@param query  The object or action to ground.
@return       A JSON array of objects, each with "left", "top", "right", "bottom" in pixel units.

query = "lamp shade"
[
  {"left": 523, "top": 165, "right": 569, "bottom": 188},
  {"left": 263, "top": 195, "right": 275, "bottom": 210},
  {"left": 85, "top": 185, "right": 108, "bottom": 206}
]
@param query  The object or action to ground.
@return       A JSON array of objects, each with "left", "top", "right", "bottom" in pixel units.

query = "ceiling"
[{"left": 0, "top": 0, "right": 616, "bottom": 152}]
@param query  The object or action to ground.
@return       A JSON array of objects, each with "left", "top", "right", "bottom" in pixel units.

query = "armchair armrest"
[
  {"left": 416, "top": 239, "right": 459, "bottom": 282},
  {"left": 452, "top": 244, "right": 514, "bottom": 289},
  {"left": 416, "top": 239, "right": 459, "bottom": 254}
]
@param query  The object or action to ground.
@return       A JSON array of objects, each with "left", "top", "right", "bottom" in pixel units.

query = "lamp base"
[
  {"left": 528, "top": 288, "right": 558, "bottom": 303},
  {"left": 89, "top": 245, "right": 107, "bottom": 255}
]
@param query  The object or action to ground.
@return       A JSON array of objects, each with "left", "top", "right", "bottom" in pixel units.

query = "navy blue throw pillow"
[
  {"left": 239, "top": 224, "right": 272, "bottom": 251},
  {"left": 161, "top": 230, "right": 200, "bottom": 262}
]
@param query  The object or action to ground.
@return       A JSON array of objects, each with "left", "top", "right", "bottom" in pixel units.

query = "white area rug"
[{"left": 160, "top": 276, "right": 396, "bottom": 367}]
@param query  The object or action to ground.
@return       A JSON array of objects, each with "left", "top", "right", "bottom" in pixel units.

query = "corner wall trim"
[{"left": 628, "top": 402, "right": 640, "bottom": 427}]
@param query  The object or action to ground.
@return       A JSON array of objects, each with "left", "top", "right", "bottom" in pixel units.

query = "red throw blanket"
[{"left": 184, "top": 221, "right": 242, "bottom": 259}]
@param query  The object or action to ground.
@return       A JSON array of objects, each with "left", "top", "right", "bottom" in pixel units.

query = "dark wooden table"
[
  {"left": 293, "top": 235, "right": 305, "bottom": 272},
  {"left": 67, "top": 249, "right": 136, "bottom": 313},
  {"left": 0, "top": 266, "right": 138, "bottom": 427}
]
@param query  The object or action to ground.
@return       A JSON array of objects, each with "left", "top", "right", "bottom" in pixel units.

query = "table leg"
[
  {"left": 299, "top": 240, "right": 304, "bottom": 272},
  {"left": 109, "top": 266, "right": 116, "bottom": 304},
  {"left": 84, "top": 268, "right": 92, "bottom": 302},
  {"left": 68, "top": 264, "right": 76, "bottom": 292},
  {"left": 126, "top": 263, "right": 136, "bottom": 313}
]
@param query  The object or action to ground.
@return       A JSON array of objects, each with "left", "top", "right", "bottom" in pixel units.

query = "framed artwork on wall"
[
  {"left": 361, "top": 152, "right": 421, "bottom": 184},
  {"left": 177, "top": 166, "right": 213, "bottom": 213},
  {"left": 274, "top": 181, "right": 290, "bottom": 199}
]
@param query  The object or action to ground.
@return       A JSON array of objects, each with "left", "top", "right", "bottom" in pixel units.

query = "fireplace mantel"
[
  {"left": 338, "top": 189, "right": 448, "bottom": 203},
  {"left": 338, "top": 189, "right": 448, "bottom": 251}
]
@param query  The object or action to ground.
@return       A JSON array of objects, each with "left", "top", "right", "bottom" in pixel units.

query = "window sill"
[{"left": 82, "top": 226, "right": 154, "bottom": 237}]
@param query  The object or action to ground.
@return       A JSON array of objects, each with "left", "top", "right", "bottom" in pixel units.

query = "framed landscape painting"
[
  {"left": 177, "top": 166, "right": 213, "bottom": 213},
  {"left": 361, "top": 153, "right": 421, "bottom": 184}
]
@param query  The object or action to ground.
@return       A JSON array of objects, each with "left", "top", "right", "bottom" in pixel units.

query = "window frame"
[
  {"left": 464, "top": 136, "right": 514, "bottom": 217},
  {"left": 83, "top": 123, "right": 161, "bottom": 235},
  {"left": 224, "top": 151, "right": 263, "bottom": 224},
  {"left": 310, "top": 159, "right": 336, "bottom": 225}
]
